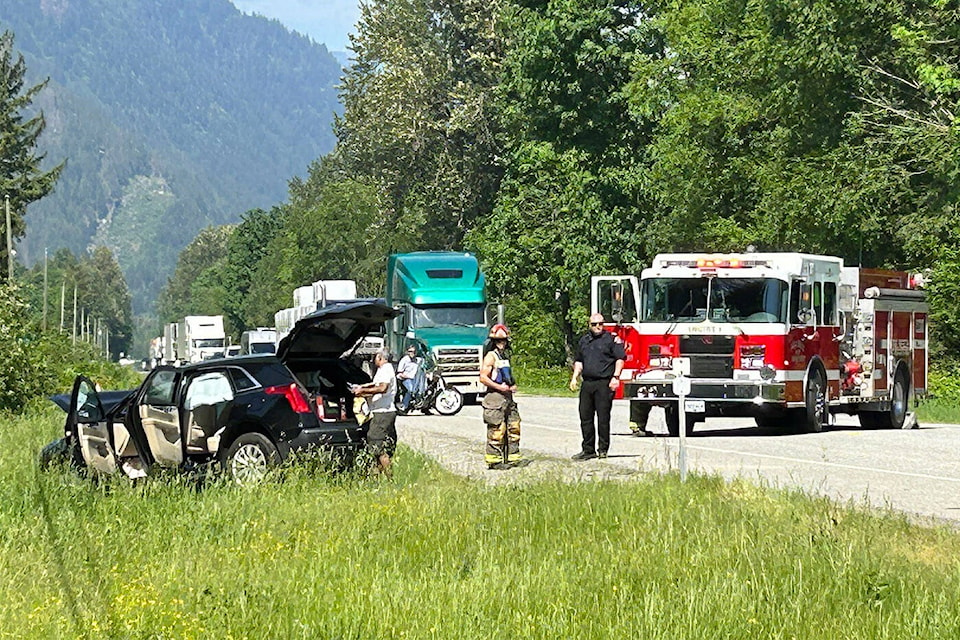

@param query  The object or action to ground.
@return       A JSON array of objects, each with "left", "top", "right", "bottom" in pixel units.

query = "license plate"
[{"left": 684, "top": 400, "right": 705, "bottom": 414}]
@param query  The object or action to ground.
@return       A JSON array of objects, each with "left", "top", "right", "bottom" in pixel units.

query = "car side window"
[
  {"left": 75, "top": 379, "right": 103, "bottom": 422},
  {"left": 144, "top": 370, "right": 178, "bottom": 405},
  {"left": 184, "top": 372, "right": 234, "bottom": 409},
  {"left": 227, "top": 367, "right": 259, "bottom": 393}
]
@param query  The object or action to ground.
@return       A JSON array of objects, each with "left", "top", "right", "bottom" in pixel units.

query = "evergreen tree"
[{"left": 0, "top": 30, "right": 62, "bottom": 279}]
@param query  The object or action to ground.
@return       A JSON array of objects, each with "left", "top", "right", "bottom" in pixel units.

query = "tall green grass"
[{"left": 4, "top": 404, "right": 960, "bottom": 638}]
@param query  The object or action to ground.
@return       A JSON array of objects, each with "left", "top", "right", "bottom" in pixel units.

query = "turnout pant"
[
  {"left": 482, "top": 391, "right": 521, "bottom": 465},
  {"left": 579, "top": 378, "right": 614, "bottom": 454}
]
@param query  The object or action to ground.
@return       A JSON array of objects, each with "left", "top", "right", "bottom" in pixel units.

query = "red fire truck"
[{"left": 591, "top": 252, "right": 928, "bottom": 435}]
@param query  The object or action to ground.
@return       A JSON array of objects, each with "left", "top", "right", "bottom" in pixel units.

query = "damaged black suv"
[{"left": 43, "top": 301, "right": 400, "bottom": 483}]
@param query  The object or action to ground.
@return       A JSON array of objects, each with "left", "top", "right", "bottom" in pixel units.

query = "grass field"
[{"left": 5, "top": 402, "right": 960, "bottom": 638}]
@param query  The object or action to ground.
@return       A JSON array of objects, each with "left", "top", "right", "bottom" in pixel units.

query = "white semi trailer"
[{"left": 176, "top": 315, "right": 226, "bottom": 363}]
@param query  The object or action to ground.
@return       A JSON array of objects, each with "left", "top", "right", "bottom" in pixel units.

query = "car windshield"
[
  {"left": 641, "top": 277, "right": 788, "bottom": 323},
  {"left": 193, "top": 338, "right": 224, "bottom": 348},
  {"left": 410, "top": 304, "right": 485, "bottom": 328}
]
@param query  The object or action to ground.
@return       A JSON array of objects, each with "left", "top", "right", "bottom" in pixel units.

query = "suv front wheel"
[{"left": 220, "top": 432, "right": 279, "bottom": 484}]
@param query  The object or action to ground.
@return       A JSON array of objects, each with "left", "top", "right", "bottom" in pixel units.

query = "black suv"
[{"left": 44, "top": 301, "right": 400, "bottom": 483}]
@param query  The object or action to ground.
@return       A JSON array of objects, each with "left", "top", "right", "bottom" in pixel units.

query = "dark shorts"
[{"left": 366, "top": 411, "right": 397, "bottom": 457}]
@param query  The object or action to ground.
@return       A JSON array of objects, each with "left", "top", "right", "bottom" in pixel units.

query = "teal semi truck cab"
[{"left": 386, "top": 252, "right": 489, "bottom": 397}]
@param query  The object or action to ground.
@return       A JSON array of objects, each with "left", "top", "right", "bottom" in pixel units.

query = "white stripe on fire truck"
[{"left": 779, "top": 370, "right": 840, "bottom": 382}]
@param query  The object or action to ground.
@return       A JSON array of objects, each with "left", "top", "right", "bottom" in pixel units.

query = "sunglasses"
[{"left": 590, "top": 322, "right": 604, "bottom": 326}]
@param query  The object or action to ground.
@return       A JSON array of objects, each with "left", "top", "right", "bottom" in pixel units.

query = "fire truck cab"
[{"left": 592, "top": 252, "right": 928, "bottom": 436}]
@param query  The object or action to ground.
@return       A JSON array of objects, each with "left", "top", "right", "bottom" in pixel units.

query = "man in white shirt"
[
  {"left": 396, "top": 345, "right": 421, "bottom": 412},
  {"left": 351, "top": 348, "right": 398, "bottom": 476}
]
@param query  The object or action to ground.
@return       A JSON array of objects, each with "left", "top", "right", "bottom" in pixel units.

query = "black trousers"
[{"left": 579, "top": 378, "right": 614, "bottom": 454}]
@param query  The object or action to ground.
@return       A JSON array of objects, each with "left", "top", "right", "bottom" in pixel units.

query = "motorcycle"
[{"left": 395, "top": 364, "right": 464, "bottom": 416}]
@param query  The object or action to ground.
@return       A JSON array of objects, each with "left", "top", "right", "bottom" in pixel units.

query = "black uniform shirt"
[{"left": 575, "top": 331, "right": 626, "bottom": 380}]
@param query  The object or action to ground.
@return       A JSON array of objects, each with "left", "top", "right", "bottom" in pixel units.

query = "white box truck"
[
  {"left": 177, "top": 315, "right": 226, "bottom": 363},
  {"left": 240, "top": 328, "right": 278, "bottom": 355}
]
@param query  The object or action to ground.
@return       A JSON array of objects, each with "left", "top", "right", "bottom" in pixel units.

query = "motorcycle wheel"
[{"left": 434, "top": 387, "right": 464, "bottom": 416}]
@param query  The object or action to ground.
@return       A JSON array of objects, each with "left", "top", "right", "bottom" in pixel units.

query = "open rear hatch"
[{"left": 277, "top": 300, "right": 401, "bottom": 420}]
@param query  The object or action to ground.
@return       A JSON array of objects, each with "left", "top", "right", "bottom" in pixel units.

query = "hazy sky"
[{"left": 231, "top": 0, "right": 360, "bottom": 51}]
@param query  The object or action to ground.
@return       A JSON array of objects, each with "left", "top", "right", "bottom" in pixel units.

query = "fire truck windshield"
[{"left": 640, "top": 277, "right": 788, "bottom": 323}]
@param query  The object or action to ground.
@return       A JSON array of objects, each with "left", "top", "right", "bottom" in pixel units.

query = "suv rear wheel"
[{"left": 221, "top": 432, "right": 279, "bottom": 484}]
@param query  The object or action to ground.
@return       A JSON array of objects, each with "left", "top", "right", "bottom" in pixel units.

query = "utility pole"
[
  {"left": 60, "top": 281, "right": 65, "bottom": 332},
  {"left": 4, "top": 195, "right": 12, "bottom": 282},
  {"left": 43, "top": 248, "right": 48, "bottom": 330},
  {"left": 72, "top": 286, "right": 77, "bottom": 344}
]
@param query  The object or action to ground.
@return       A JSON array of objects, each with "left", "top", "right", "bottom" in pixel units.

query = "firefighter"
[{"left": 479, "top": 323, "right": 522, "bottom": 469}]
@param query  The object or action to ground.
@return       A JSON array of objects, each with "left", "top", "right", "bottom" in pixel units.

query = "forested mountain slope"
[{"left": 1, "top": 0, "right": 341, "bottom": 312}]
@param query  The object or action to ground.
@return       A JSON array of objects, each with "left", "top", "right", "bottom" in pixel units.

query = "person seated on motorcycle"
[{"left": 396, "top": 345, "right": 422, "bottom": 412}]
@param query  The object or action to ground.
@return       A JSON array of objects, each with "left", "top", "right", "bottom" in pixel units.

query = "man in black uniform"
[{"left": 569, "top": 313, "right": 625, "bottom": 460}]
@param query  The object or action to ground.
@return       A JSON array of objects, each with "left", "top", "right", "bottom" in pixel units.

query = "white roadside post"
[{"left": 671, "top": 357, "right": 691, "bottom": 482}]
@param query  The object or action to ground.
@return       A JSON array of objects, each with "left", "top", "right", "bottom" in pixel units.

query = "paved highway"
[{"left": 398, "top": 396, "right": 960, "bottom": 525}]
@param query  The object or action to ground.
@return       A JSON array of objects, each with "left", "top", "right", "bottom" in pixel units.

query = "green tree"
[
  {"left": 242, "top": 158, "right": 387, "bottom": 326},
  {"left": 469, "top": 142, "right": 627, "bottom": 361},
  {"left": 220, "top": 207, "right": 285, "bottom": 332},
  {"left": 624, "top": 0, "right": 910, "bottom": 261},
  {"left": 77, "top": 246, "right": 134, "bottom": 358},
  {"left": 337, "top": 0, "right": 506, "bottom": 252},
  {"left": 157, "top": 225, "right": 234, "bottom": 323},
  {"left": 0, "top": 30, "right": 62, "bottom": 279},
  {"left": 470, "top": 0, "right": 657, "bottom": 361},
  {"left": 848, "top": 1, "right": 960, "bottom": 352},
  {"left": 19, "top": 247, "right": 132, "bottom": 357}
]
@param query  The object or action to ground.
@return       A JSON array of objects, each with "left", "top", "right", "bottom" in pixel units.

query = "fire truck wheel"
[
  {"left": 801, "top": 366, "right": 828, "bottom": 433},
  {"left": 665, "top": 405, "right": 696, "bottom": 437},
  {"left": 875, "top": 366, "right": 910, "bottom": 429}
]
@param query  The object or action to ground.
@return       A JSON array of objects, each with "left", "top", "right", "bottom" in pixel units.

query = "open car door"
[
  {"left": 135, "top": 367, "right": 184, "bottom": 467},
  {"left": 69, "top": 376, "right": 118, "bottom": 475},
  {"left": 590, "top": 275, "right": 642, "bottom": 399}
]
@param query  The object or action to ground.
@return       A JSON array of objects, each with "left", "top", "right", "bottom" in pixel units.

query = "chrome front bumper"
[{"left": 624, "top": 378, "right": 786, "bottom": 405}]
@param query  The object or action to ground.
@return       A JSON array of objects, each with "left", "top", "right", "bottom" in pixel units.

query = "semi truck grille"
[
  {"left": 434, "top": 347, "right": 482, "bottom": 373},
  {"left": 680, "top": 335, "right": 734, "bottom": 379}
]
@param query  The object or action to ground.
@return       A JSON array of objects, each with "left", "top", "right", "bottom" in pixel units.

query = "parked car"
[
  {"left": 224, "top": 345, "right": 243, "bottom": 357},
  {"left": 42, "top": 301, "right": 401, "bottom": 483}
]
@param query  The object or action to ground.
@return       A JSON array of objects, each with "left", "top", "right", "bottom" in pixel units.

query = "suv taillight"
[{"left": 265, "top": 383, "right": 311, "bottom": 414}]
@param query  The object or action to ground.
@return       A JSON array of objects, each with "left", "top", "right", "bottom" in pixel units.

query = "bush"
[
  {"left": 928, "top": 358, "right": 960, "bottom": 402},
  {"left": 503, "top": 295, "right": 568, "bottom": 367},
  {"left": 0, "top": 283, "right": 140, "bottom": 413}
]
